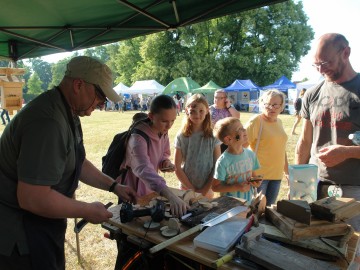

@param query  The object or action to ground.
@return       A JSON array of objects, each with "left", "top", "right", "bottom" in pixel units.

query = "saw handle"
[{"left": 149, "top": 224, "right": 202, "bottom": 254}]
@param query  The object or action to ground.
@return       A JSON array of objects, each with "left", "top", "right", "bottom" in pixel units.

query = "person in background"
[
  {"left": 244, "top": 89, "right": 289, "bottom": 206},
  {"left": 290, "top": 88, "right": 306, "bottom": 135},
  {"left": 0, "top": 56, "right": 137, "bottom": 270},
  {"left": 174, "top": 94, "right": 221, "bottom": 199},
  {"left": 173, "top": 95, "right": 180, "bottom": 116},
  {"left": 295, "top": 33, "right": 360, "bottom": 232},
  {"left": 209, "top": 89, "right": 240, "bottom": 152},
  {"left": 1, "top": 108, "right": 10, "bottom": 125},
  {"left": 212, "top": 117, "right": 261, "bottom": 204}
]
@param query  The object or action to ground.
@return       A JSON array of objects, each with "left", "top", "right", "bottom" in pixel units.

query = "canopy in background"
[
  {"left": 0, "top": 0, "right": 285, "bottom": 61},
  {"left": 224, "top": 79, "right": 259, "bottom": 92},
  {"left": 296, "top": 77, "right": 324, "bottom": 90},
  {"left": 114, "top": 82, "right": 129, "bottom": 94},
  {"left": 162, "top": 77, "right": 200, "bottom": 95},
  {"left": 261, "top": 75, "right": 296, "bottom": 91},
  {"left": 128, "top": 80, "right": 164, "bottom": 95},
  {"left": 192, "top": 80, "right": 222, "bottom": 94}
]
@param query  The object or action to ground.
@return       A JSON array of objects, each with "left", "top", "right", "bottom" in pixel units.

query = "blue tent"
[
  {"left": 224, "top": 79, "right": 259, "bottom": 92},
  {"left": 261, "top": 75, "right": 296, "bottom": 91},
  {"left": 225, "top": 79, "right": 259, "bottom": 101}
]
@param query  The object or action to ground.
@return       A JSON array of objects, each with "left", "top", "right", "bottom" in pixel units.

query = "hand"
[
  {"left": 249, "top": 179, "right": 262, "bottom": 188},
  {"left": 169, "top": 195, "right": 188, "bottom": 217},
  {"left": 85, "top": 202, "right": 113, "bottom": 224},
  {"left": 160, "top": 159, "right": 175, "bottom": 172},
  {"left": 317, "top": 145, "right": 348, "bottom": 167},
  {"left": 114, "top": 184, "right": 137, "bottom": 204},
  {"left": 225, "top": 98, "right": 231, "bottom": 108}
]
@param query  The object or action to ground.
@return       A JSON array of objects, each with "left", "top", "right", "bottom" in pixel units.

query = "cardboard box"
[{"left": 0, "top": 67, "right": 25, "bottom": 114}]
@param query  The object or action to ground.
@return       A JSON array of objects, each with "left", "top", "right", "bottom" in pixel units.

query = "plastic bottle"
[{"left": 348, "top": 131, "right": 360, "bottom": 146}]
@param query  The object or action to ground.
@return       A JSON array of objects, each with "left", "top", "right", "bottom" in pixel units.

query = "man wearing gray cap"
[{"left": 0, "top": 56, "right": 137, "bottom": 270}]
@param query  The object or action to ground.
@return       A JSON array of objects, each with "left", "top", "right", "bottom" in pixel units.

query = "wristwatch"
[{"left": 227, "top": 105, "right": 232, "bottom": 109}]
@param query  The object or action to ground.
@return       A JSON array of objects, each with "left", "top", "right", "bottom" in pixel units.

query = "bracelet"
[
  {"left": 108, "top": 181, "right": 118, "bottom": 192},
  {"left": 227, "top": 106, "right": 231, "bottom": 109}
]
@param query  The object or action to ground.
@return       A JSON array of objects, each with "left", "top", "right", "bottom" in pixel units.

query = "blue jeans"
[{"left": 257, "top": 180, "right": 281, "bottom": 206}]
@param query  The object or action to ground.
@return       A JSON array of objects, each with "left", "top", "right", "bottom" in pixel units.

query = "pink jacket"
[{"left": 119, "top": 122, "right": 169, "bottom": 196}]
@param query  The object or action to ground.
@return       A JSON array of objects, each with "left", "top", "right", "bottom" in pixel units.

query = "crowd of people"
[{"left": 0, "top": 32, "right": 359, "bottom": 269}]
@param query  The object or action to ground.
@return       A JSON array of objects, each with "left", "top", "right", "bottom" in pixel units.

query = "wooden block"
[
  {"left": 262, "top": 224, "right": 347, "bottom": 257},
  {"left": 236, "top": 236, "right": 341, "bottom": 270},
  {"left": 265, "top": 206, "right": 349, "bottom": 241},
  {"left": 277, "top": 200, "right": 311, "bottom": 225},
  {"left": 310, "top": 197, "right": 360, "bottom": 222}
]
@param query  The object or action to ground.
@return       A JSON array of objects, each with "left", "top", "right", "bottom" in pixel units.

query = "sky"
[{"left": 41, "top": 0, "right": 360, "bottom": 83}]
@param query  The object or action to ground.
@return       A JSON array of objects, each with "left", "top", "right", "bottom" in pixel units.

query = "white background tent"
[
  {"left": 114, "top": 82, "right": 129, "bottom": 94},
  {"left": 128, "top": 80, "right": 165, "bottom": 95},
  {"left": 296, "top": 77, "right": 324, "bottom": 91}
]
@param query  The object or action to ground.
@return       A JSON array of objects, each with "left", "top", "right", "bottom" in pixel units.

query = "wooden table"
[{"left": 107, "top": 203, "right": 244, "bottom": 270}]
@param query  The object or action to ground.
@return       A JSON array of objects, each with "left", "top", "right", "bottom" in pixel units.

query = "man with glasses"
[
  {"left": 0, "top": 56, "right": 137, "bottom": 270},
  {"left": 296, "top": 34, "right": 360, "bottom": 231}
]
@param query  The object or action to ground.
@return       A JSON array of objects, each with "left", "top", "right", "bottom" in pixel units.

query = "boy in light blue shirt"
[{"left": 212, "top": 117, "right": 261, "bottom": 203}]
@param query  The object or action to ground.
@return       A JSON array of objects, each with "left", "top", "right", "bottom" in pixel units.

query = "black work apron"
[{"left": 22, "top": 88, "right": 85, "bottom": 270}]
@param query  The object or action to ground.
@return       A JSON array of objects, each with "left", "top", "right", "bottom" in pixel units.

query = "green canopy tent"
[
  {"left": 0, "top": 0, "right": 285, "bottom": 62},
  {"left": 192, "top": 80, "right": 222, "bottom": 94},
  {"left": 162, "top": 77, "right": 201, "bottom": 95},
  {"left": 192, "top": 80, "right": 222, "bottom": 105}
]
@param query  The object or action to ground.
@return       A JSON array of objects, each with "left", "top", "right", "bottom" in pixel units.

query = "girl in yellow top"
[{"left": 244, "top": 89, "right": 289, "bottom": 206}]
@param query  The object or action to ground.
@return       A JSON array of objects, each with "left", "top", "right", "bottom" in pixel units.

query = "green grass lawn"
[{"left": 0, "top": 109, "right": 300, "bottom": 270}]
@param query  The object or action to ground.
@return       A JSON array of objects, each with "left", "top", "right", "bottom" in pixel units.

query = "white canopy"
[
  {"left": 296, "top": 77, "right": 324, "bottom": 90},
  {"left": 128, "top": 80, "right": 165, "bottom": 95},
  {"left": 114, "top": 82, "right": 129, "bottom": 94}
]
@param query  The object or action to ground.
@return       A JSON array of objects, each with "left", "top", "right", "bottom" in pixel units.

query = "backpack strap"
[{"left": 118, "top": 128, "right": 150, "bottom": 186}]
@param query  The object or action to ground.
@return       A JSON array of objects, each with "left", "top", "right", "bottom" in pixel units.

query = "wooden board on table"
[
  {"left": 235, "top": 235, "right": 341, "bottom": 270},
  {"left": 262, "top": 224, "right": 347, "bottom": 257},
  {"left": 310, "top": 197, "right": 360, "bottom": 222},
  {"left": 265, "top": 206, "right": 349, "bottom": 241}
]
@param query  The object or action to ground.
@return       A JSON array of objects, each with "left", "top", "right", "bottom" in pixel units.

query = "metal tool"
[
  {"left": 74, "top": 202, "right": 113, "bottom": 233},
  {"left": 120, "top": 200, "right": 165, "bottom": 223},
  {"left": 149, "top": 205, "right": 247, "bottom": 254}
]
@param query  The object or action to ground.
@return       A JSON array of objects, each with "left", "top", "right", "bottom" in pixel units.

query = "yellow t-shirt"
[{"left": 245, "top": 114, "right": 287, "bottom": 180}]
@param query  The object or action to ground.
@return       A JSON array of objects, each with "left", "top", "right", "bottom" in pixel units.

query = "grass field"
[{"left": 0, "top": 109, "right": 301, "bottom": 270}]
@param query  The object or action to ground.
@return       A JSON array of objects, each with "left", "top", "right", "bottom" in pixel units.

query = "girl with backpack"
[
  {"left": 290, "top": 88, "right": 306, "bottom": 135},
  {"left": 118, "top": 94, "right": 188, "bottom": 217},
  {"left": 174, "top": 94, "right": 221, "bottom": 199}
]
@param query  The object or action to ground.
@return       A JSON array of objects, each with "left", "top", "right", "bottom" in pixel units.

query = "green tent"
[
  {"left": 0, "top": 0, "right": 285, "bottom": 61},
  {"left": 192, "top": 80, "right": 222, "bottom": 94},
  {"left": 163, "top": 77, "right": 201, "bottom": 95}
]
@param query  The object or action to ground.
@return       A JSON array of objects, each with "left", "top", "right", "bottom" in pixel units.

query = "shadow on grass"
[{"left": 65, "top": 237, "right": 94, "bottom": 270}]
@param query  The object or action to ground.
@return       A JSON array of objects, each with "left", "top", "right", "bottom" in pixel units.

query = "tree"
[
  {"left": 49, "top": 57, "right": 72, "bottom": 88},
  {"left": 27, "top": 72, "right": 43, "bottom": 95},
  {"left": 28, "top": 58, "right": 52, "bottom": 90},
  {"left": 113, "top": 0, "right": 313, "bottom": 87}
]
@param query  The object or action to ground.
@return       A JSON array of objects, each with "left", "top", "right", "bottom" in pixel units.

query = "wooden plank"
[
  {"left": 277, "top": 200, "right": 311, "bottom": 225},
  {"left": 265, "top": 206, "right": 349, "bottom": 241},
  {"left": 262, "top": 224, "right": 347, "bottom": 257},
  {"left": 236, "top": 236, "right": 341, "bottom": 270}
]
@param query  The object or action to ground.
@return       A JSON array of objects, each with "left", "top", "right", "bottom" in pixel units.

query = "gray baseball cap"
[{"left": 65, "top": 56, "right": 120, "bottom": 102}]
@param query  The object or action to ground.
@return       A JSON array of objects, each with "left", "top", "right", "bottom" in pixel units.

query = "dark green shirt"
[{"left": 0, "top": 89, "right": 77, "bottom": 256}]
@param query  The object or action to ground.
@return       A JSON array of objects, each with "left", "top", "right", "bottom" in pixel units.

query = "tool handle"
[
  {"left": 149, "top": 224, "right": 201, "bottom": 254},
  {"left": 212, "top": 250, "right": 236, "bottom": 268},
  {"left": 74, "top": 202, "right": 113, "bottom": 233}
]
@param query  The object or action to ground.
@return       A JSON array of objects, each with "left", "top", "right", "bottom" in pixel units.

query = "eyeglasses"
[
  {"left": 214, "top": 96, "right": 226, "bottom": 100},
  {"left": 93, "top": 85, "right": 107, "bottom": 108},
  {"left": 264, "top": 103, "right": 282, "bottom": 109},
  {"left": 312, "top": 47, "right": 345, "bottom": 70}
]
